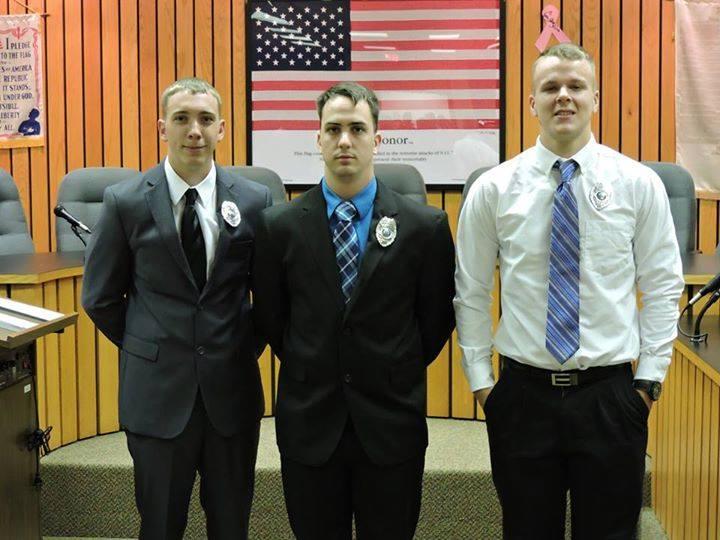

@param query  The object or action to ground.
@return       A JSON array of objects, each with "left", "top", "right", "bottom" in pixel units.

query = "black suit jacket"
[
  {"left": 253, "top": 181, "right": 455, "bottom": 466},
  {"left": 82, "top": 164, "right": 272, "bottom": 439}
]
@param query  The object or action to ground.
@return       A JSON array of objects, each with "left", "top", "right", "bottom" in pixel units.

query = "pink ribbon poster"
[{"left": 0, "top": 14, "right": 44, "bottom": 149}]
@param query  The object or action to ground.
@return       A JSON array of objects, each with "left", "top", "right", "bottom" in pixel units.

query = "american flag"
[{"left": 249, "top": 0, "right": 501, "bottom": 131}]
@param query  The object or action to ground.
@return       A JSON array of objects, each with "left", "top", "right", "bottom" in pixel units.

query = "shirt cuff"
[
  {"left": 635, "top": 354, "right": 671, "bottom": 383},
  {"left": 460, "top": 349, "right": 496, "bottom": 392}
]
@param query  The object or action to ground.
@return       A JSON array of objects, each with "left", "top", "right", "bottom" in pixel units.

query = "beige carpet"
[{"left": 41, "top": 418, "right": 667, "bottom": 539}]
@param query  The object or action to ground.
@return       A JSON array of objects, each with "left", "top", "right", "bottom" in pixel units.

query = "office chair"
[
  {"left": 642, "top": 161, "right": 696, "bottom": 255},
  {"left": 374, "top": 163, "right": 427, "bottom": 205},
  {"left": 226, "top": 166, "right": 287, "bottom": 206},
  {"left": 55, "top": 167, "right": 139, "bottom": 252},
  {"left": 0, "top": 169, "right": 34, "bottom": 255}
]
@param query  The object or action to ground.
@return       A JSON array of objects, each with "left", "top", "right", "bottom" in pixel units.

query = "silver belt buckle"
[{"left": 551, "top": 373, "right": 574, "bottom": 387}]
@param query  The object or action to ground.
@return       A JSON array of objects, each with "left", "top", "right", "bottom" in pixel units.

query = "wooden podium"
[{"left": 0, "top": 297, "right": 77, "bottom": 539}]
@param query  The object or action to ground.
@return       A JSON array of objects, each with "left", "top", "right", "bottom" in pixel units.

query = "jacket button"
[
  {"left": 344, "top": 373, "right": 352, "bottom": 383},
  {"left": 196, "top": 346, "right": 205, "bottom": 356}
]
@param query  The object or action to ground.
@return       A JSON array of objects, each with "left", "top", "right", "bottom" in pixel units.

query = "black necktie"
[{"left": 181, "top": 188, "right": 206, "bottom": 292}]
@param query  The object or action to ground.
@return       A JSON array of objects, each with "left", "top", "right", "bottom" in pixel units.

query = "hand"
[
  {"left": 474, "top": 387, "right": 493, "bottom": 409},
  {"left": 636, "top": 389, "right": 653, "bottom": 411}
]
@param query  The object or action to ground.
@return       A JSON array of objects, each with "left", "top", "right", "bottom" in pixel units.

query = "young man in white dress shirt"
[{"left": 454, "top": 43, "right": 684, "bottom": 538}]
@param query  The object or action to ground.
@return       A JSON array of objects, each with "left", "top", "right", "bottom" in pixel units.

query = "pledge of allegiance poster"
[{"left": 0, "top": 14, "right": 44, "bottom": 149}]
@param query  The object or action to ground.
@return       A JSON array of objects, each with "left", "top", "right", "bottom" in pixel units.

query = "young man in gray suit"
[
  {"left": 253, "top": 82, "right": 456, "bottom": 539},
  {"left": 82, "top": 78, "right": 271, "bottom": 539}
]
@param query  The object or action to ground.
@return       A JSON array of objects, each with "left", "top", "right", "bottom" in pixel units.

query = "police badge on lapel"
[
  {"left": 375, "top": 216, "right": 397, "bottom": 247},
  {"left": 589, "top": 183, "right": 612, "bottom": 210}
]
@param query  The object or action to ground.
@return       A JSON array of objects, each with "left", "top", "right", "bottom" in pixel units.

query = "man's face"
[
  {"left": 317, "top": 96, "right": 381, "bottom": 185},
  {"left": 529, "top": 56, "right": 599, "bottom": 153},
  {"left": 158, "top": 90, "right": 225, "bottom": 181}
]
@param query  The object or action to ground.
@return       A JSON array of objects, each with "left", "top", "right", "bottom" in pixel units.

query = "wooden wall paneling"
[
  {"left": 581, "top": 0, "right": 601, "bottom": 139},
  {"left": 426, "top": 191, "right": 449, "bottom": 417},
  {"left": 96, "top": 332, "right": 119, "bottom": 434},
  {"left": 195, "top": 0, "right": 213, "bottom": 82},
  {"left": 687, "top": 368, "right": 700, "bottom": 540},
  {"left": 258, "top": 345, "right": 273, "bottom": 416},
  {"left": 101, "top": 0, "right": 121, "bottom": 166},
  {"left": 0, "top": 1, "right": 9, "bottom": 176},
  {"left": 158, "top": 0, "right": 176, "bottom": 94},
  {"left": 698, "top": 373, "right": 711, "bottom": 540},
  {"left": 120, "top": 0, "right": 140, "bottom": 171},
  {"left": 698, "top": 200, "right": 718, "bottom": 254},
  {"left": 504, "top": 0, "right": 521, "bottom": 159},
  {"left": 45, "top": 0, "right": 66, "bottom": 250},
  {"left": 562, "top": 0, "right": 581, "bottom": 44},
  {"left": 28, "top": 0, "right": 49, "bottom": 252},
  {"left": 82, "top": 0, "right": 103, "bottom": 168},
  {"left": 57, "top": 277, "right": 78, "bottom": 445},
  {"left": 660, "top": 0, "right": 675, "bottom": 163},
  {"left": 176, "top": 0, "right": 195, "bottom": 78},
  {"left": 620, "top": 0, "right": 639, "bottom": 159},
  {"left": 675, "top": 359, "right": 690, "bottom": 538},
  {"left": 669, "top": 353, "right": 681, "bottom": 533},
  {"left": 139, "top": 0, "right": 159, "bottom": 171},
  {"left": 640, "top": 0, "right": 660, "bottom": 162},
  {"left": 521, "top": 0, "right": 541, "bottom": 150},
  {"left": 42, "top": 281, "right": 62, "bottom": 450},
  {"left": 445, "top": 191, "right": 474, "bottom": 419},
  {"left": 689, "top": 370, "right": 703, "bottom": 540},
  {"left": 709, "top": 384, "right": 719, "bottom": 539},
  {"left": 64, "top": 0, "right": 85, "bottom": 173},
  {"left": 75, "top": 278, "right": 97, "bottom": 440},
  {"left": 600, "top": 0, "right": 620, "bottom": 150},
  {"left": 213, "top": 0, "right": 232, "bottom": 165},
  {"left": 232, "top": 0, "right": 247, "bottom": 164}
]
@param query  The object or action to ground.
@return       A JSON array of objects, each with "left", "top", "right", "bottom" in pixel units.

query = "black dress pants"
[
  {"left": 125, "top": 393, "right": 260, "bottom": 540},
  {"left": 485, "top": 358, "right": 648, "bottom": 540},
  {"left": 281, "top": 420, "right": 425, "bottom": 540}
]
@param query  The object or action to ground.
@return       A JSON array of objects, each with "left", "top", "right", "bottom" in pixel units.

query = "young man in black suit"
[
  {"left": 253, "top": 82, "right": 456, "bottom": 540},
  {"left": 82, "top": 78, "right": 271, "bottom": 539}
]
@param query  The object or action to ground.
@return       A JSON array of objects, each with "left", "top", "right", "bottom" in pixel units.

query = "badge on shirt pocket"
[{"left": 589, "top": 182, "right": 612, "bottom": 211}]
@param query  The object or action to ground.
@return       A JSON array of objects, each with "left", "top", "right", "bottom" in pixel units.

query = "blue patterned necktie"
[
  {"left": 331, "top": 201, "right": 360, "bottom": 303},
  {"left": 546, "top": 159, "right": 580, "bottom": 364}
]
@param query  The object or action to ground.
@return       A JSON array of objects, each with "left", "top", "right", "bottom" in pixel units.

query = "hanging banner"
[
  {"left": 247, "top": 0, "right": 503, "bottom": 185},
  {"left": 676, "top": 1, "right": 720, "bottom": 194},
  {"left": 0, "top": 14, "right": 44, "bottom": 149}
]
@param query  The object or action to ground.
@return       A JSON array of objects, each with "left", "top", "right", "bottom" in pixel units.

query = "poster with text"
[
  {"left": 248, "top": 0, "right": 502, "bottom": 184},
  {"left": 0, "top": 14, "right": 43, "bottom": 149}
]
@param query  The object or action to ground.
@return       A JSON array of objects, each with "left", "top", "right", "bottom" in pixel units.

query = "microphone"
[
  {"left": 688, "top": 271, "right": 720, "bottom": 306},
  {"left": 53, "top": 205, "right": 92, "bottom": 234}
]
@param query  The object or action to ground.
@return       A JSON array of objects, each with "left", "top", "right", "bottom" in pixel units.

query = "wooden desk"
[{"left": 0, "top": 252, "right": 118, "bottom": 450}]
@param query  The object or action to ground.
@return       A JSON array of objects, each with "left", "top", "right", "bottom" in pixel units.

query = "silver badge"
[
  {"left": 589, "top": 183, "right": 612, "bottom": 210},
  {"left": 375, "top": 216, "right": 397, "bottom": 247},
  {"left": 221, "top": 201, "right": 241, "bottom": 227}
]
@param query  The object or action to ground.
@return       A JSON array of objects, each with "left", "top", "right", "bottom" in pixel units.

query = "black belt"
[{"left": 500, "top": 355, "right": 630, "bottom": 387}]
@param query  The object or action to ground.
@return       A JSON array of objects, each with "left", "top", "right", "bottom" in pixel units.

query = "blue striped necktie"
[
  {"left": 331, "top": 201, "right": 360, "bottom": 303},
  {"left": 546, "top": 159, "right": 580, "bottom": 364}
]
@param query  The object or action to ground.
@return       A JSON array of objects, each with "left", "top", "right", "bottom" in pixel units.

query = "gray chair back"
[
  {"left": 0, "top": 169, "right": 34, "bottom": 255},
  {"left": 374, "top": 163, "right": 427, "bottom": 205},
  {"left": 56, "top": 167, "right": 139, "bottom": 252},
  {"left": 462, "top": 167, "right": 493, "bottom": 209},
  {"left": 642, "top": 161, "right": 696, "bottom": 255},
  {"left": 225, "top": 166, "right": 287, "bottom": 206}
]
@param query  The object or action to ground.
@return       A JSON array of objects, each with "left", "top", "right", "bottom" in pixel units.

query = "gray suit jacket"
[{"left": 82, "top": 163, "right": 272, "bottom": 439}]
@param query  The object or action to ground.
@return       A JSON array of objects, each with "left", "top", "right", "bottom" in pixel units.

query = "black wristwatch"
[{"left": 632, "top": 379, "right": 662, "bottom": 401}]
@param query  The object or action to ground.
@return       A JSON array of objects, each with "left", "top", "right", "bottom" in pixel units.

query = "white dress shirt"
[
  {"left": 164, "top": 158, "right": 220, "bottom": 279},
  {"left": 454, "top": 137, "right": 684, "bottom": 391}
]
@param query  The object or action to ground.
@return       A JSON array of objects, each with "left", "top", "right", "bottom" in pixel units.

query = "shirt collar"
[
  {"left": 534, "top": 135, "right": 596, "bottom": 178},
  {"left": 321, "top": 177, "right": 377, "bottom": 220},
  {"left": 164, "top": 157, "right": 217, "bottom": 209}
]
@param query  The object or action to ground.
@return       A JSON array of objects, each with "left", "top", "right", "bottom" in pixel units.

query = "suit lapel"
[
  {"left": 211, "top": 170, "right": 235, "bottom": 272},
  {"left": 344, "top": 182, "right": 398, "bottom": 319},
  {"left": 299, "top": 186, "right": 345, "bottom": 311},
  {"left": 145, "top": 165, "right": 195, "bottom": 285}
]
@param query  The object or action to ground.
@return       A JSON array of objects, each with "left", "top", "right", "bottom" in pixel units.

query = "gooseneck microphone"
[
  {"left": 53, "top": 205, "right": 92, "bottom": 234},
  {"left": 688, "top": 271, "right": 720, "bottom": 306}
]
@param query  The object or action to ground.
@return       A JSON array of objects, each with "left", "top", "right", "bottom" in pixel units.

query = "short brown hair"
[
  {"left": 316, "top": 82, "right": 380, "bottom": 131},
  {"left": 533, "top": 43, "right": 596, "bottom": 89},
  {"left": 160, "top": 77, "right": 222, "bottom": 117}
]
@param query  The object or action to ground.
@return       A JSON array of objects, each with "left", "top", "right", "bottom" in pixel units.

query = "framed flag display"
[{"left": 247, "top": 0, "right": 503, "bottom": 185}]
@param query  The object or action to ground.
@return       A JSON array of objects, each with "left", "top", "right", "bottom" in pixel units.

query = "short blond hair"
[
  {"left": 532, "top": 43, "right": 596, "bottom": 90},
  {"left": 160, "top": 78, "right": 222, "bottom": 117}
]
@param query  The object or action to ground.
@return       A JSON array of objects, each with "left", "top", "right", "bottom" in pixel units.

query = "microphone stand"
[
  {"left": 71, "top": 224, "right": 88, "bottom": 247},
  {"left": 678, "top": 291, "right": 720, "bottom": 343}
]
